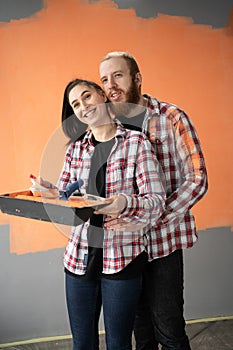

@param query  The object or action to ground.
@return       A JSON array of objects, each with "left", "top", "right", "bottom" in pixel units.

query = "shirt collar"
[
  {"left": 143, "top": 94, "right": 160, "bottom": 115},
  {"left": 80, "top": 121, "right": 126, "bottom": 146}
]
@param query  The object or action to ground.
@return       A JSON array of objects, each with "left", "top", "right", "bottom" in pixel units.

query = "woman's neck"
[{"left": 92, "top": 122, "right": 117, "bottom": 142}]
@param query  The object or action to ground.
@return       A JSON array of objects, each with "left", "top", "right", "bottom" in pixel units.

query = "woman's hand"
[
  {"left": 36, "top": 176, "right": 59, "bottom": 198},
  {"left": 37, "top": 176, "right": 57, "bottom": 189},
  {"left": 94, "top": 194, "right": 149, "bottom": 231},
  {"left": 94, "top": 194, "right": 127, "bottom": 217}
]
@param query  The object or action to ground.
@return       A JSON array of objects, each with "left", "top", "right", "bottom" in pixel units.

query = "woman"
[{"left": 57, "top": 78, "right": 165, "bottom": 350}]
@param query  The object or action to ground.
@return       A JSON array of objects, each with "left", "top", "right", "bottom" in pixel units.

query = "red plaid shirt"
[
  {"left": 57, "top": 123, "right": 165, "bottom": 274},
  {"left": 142, "top": 95, "right": 208, "bottom": 260}
]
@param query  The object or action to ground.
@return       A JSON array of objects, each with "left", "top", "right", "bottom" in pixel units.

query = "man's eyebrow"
[
  {"left": 100, "top": 70, "right": 123, "bottom": 81},
  {"left": 100, "top": 75, "right": 107, "bottom": 81},
  {"left": 112, "top": 70, "right": 124, "bottom": 75}
]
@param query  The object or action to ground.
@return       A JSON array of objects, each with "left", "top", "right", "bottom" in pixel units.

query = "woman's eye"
[
  {"left": 73, "top": 102, "right": 80, "bottom": 109},
  {"left": 84, "top": 93, "right": 91, "bottom": 100}
]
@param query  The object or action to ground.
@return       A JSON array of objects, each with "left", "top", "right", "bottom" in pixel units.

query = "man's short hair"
[{"left": 101, "top": 51, "right": 140, "bottom": 78}]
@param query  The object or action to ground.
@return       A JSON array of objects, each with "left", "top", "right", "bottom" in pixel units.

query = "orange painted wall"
[{"left": 0, "top": 0, "right": 232, "bottom": 254}]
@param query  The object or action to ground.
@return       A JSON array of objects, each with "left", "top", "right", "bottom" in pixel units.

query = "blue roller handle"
[{"left": 60, "top": 179, "right": 84, "bottom": 200}]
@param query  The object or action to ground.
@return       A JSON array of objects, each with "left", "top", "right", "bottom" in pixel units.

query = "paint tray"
[{"left": 0, "top": 190, "right": 112, "bottom": 226}]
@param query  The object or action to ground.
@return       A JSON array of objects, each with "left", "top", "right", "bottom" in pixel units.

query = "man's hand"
[
  {"left": 103, "top": 216, "right": 147, "bottom": 231},
  {"left": 94, "top": 194, "right": 127, "bottom": 217}
]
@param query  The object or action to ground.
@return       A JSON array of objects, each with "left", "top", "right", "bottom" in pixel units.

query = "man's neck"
[
  {"left": 107, "top": 95, "right": 148, "bottom": 120},
  {"left": 139, "top": 95, "right": 148, "bottom": 107},
  {"left": 125, "top": 96, "right": 147, "bottom": 118}
]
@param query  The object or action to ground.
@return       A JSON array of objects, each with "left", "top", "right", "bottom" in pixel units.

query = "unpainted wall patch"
[
  {"left": 0, "top": 0, "right": 44, "bottom": 22},
  {"left": 95, "top": 0, "right": 233, "bottom": 28}
]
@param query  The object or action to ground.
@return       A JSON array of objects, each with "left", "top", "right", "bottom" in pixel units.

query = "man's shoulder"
[{"left": 144, "top": 94, "right": 186, "bottom": 121}]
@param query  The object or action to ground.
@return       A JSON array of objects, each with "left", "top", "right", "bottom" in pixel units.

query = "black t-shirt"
[
  {"left": 84, "top": 136, "right": 114, "bottom": 279},
  {"left": 116, "top": 109, "right": 145, "bottom": 132}
]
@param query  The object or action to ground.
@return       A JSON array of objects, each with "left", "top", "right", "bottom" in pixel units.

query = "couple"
[{"left": 49, "top": 52, "right": 208, "bottom": 350}]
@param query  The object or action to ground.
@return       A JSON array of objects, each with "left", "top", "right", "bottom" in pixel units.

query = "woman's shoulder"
[
  {"left": 65, "top": 133, "right": 90, "bottom": 154},
  {"left": 118, "top": 129, "right": 151, "bottom": 151},
  {"left": 116, "top": 120, "right": 147, "bottom": 140},
  {"left": 121, "top": 127, "right": 149, "bottom": 144},
  {"left": 126, "top": 129, "right": 147, "bottom": 141}
]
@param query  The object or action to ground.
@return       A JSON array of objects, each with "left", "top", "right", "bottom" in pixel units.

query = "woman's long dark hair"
[{"left": 61, "top": 78, "right": 105, "bottom": 144}]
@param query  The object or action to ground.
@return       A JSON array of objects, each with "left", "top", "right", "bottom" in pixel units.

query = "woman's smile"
[{"left": 82, "top": 107, "right": 96, "bottom": 119}]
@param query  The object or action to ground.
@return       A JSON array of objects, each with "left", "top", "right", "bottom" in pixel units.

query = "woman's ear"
[{"left": 102, "top": 91, "right": 108, "bottom": 102}]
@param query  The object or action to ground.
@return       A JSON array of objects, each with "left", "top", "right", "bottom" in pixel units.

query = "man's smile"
[{"left": 109, "top": 90, "right": 123, "bottom": 101}]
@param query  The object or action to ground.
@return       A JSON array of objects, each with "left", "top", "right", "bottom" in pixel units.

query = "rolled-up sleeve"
[{"left": 118, "top": 137, "right": 166, "bottom": 226}]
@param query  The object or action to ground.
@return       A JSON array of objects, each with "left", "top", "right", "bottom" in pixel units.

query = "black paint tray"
[{"left": 0, "top": 190, "right": 110, "bottom": 226}]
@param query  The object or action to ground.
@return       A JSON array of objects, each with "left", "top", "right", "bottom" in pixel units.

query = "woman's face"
[{"left": 68, "top": 84, "right": 108, "bottom": 127}]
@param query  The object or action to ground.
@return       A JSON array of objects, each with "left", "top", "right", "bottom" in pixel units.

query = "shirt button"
[{"left": 155, "top": 138, "right": 162, "bottom": 144}]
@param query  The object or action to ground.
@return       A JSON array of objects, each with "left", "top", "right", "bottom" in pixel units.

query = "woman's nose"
[{"left": 81, "top": 100, "right": 89, "bottom": 111}]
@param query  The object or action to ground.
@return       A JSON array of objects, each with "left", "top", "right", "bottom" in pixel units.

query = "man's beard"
[{"left": 109, "top": 79, "right": 141, "bottom": 118}]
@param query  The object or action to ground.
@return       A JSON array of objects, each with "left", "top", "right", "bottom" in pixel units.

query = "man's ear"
[{"left": 135, "top": 72, "right": 142, "bottom": 87}]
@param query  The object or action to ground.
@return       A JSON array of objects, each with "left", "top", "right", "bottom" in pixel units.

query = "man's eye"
[
  {"left": 115, "top": 73, "right": 122, "bottom": 78},
  {"left": 101, "top": 78, "right": 108, "bottom": 84}
]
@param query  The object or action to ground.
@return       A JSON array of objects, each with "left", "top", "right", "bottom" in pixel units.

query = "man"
[{"left": 99, "top": 52, "right": 208, "bottom": 350}]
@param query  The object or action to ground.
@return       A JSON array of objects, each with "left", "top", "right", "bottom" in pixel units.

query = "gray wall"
[
  {"left": 0, "top": 224, "right": 233, "bottom": 344},
  {"left": 113, "top": 0, "right": 232, "bottom": 28},
  {"left": 0, "top": 224, "right": 70, "bottom": 343},
  {"left": 184, "top": 227, "right": 233, "bottom": 319},
  {"left": 1, "top": 0, "right": 232, "bottom": 27}
]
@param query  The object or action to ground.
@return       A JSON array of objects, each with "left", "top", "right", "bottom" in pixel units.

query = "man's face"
[{"left": 99, "top": 57, "right": 141, "bottom": 116}]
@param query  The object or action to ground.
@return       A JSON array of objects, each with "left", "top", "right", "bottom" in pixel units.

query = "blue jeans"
[
  {"left": 65, "top": 273, "right": 142, "bottom": 350},
  {"left": 134, "top": 250, "right": 191, "bottom": 350}
]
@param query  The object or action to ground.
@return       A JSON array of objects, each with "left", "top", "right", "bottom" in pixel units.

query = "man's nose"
[{"left": 107, "top": 77, "right": 117, "bottom": 89}]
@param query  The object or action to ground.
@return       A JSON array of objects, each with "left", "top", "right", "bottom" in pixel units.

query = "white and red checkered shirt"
[
  {"left": 57, "top": 123, "right": 166, "bottom": 275},
  {"left": 141, "top": 95, "right": 208, "bottom": 260}
]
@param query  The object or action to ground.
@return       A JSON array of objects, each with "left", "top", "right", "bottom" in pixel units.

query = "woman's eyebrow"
[{"left": 71, "top": 89, "right": 90, "bottom": 105}]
